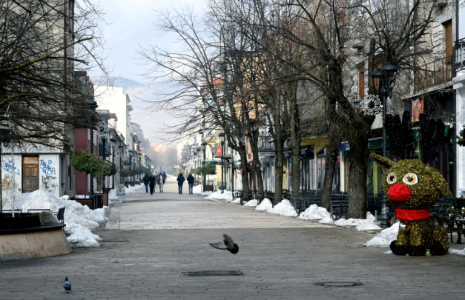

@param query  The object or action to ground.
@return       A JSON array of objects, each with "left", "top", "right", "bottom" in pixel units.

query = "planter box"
[
  {"left": 0, "top": 214, "right": 41, "bottom": 230},
  {"left": 203, "top": 185, "right": 213, "bottom": 192}
]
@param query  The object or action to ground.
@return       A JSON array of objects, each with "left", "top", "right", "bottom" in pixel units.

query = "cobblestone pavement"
[{"left": 0, "top": 177, "right": 464, "bottom": 299}]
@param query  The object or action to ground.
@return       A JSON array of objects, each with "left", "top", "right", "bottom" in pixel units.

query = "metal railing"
[
  {"left": 415, "top": 55, "right": 453, "bottom": 91},
  {"left": 456, "top": 38, "right": 465, "bottom": 73}
]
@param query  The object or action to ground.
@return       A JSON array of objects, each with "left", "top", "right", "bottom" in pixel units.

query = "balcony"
[
  {"left": 257, "top": 136, "right": 274, "bottom": 153},
  {"left": 456, "top": 38, "right": 465, "bottom": 73},
  {"left": 415, "top": 55, "right": 452, "bottom": 91}
]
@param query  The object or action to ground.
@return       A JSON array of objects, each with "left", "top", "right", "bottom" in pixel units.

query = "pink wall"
[{"left": 74, "top": 128, "right": 97, "bottom": 195}]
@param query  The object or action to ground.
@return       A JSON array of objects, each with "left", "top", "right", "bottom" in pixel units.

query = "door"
[{"left": 23, "top": 156, "right": 39, "bottom": 193}]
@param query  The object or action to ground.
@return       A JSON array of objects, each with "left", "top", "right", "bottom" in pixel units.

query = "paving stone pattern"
[{"left": 0, "top": 177, "right": 463, "bottom": 299}]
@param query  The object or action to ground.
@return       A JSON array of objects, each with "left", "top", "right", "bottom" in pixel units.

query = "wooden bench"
[{"left": 291, "top": 194, "right": 321, "bottom": 214}]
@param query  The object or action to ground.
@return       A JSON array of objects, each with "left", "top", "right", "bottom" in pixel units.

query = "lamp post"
[
  {"left": 110, "top": 137, "right": 117, "bottom": 189},
  {"left": 201, "top": 141, "right": 207, "bottom": 192},
  {"left": 219, "top": 132, "right": 225, "bottom": 193},
  {"left": 118, "top": 144, "right": 123, "bottom": 184},
  {"left": 86, "top": 99, "right": 98, "bottom": 203},
  {"left": 371, "top": 62, "right": 398, "bottom": 228},
  {"left": 129, "top": 150, "right": 134, "bottom": 185},
  {"left": 138, "top": 151, "right": 142, "bottom": 181}
]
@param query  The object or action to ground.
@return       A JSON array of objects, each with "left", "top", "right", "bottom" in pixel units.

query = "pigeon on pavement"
[
  {"left": 209, "top": 234, "right": 239, "bottom": 254},
  {"left": 63, "top": 277, "right": 71, "bottom": 293}
]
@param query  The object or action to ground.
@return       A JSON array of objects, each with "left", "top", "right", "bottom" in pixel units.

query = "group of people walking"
[
  {"left": 143, "top": 172, "right": 195, "bottom": 195},
  {"left": 176, "top": 173, "right": 195, "bottom": 194},
  {"left": 142, "top": 172, "right": 166, "bottom": 195}
]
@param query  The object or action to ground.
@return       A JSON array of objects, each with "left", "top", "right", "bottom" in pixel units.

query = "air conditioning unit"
[{"left": 436, "top": 0, "right": 448, "bottom": 8}]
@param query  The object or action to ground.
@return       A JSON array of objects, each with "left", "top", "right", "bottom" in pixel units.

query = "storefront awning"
[{"left": 368, "top": 137, "right": 390, "bottom": 150}]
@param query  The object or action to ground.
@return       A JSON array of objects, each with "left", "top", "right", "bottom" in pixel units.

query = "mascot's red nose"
[{"left": 387, "top": 183, "right": 411, "bottom": 202}]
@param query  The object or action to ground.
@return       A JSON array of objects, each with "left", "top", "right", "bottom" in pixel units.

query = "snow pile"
[
  {"left": 244, "top": 199, "right": 258, "bottom": 207},
  {"left": 193, "top": 185, "right": 202, "bottom": 194},
  {"left": 334, "top": 212, "right": 381, "bottom": 231},
  {"left": 108, "top": 184, "right": 142, "bottom": 201},
  {"left": 267, "top": 199, "right": 298, "bottom": 217},
  {"left": 298, "top": 204, "right": 334, "bottom": 224},
  {"left": 364, "top": 222, "right": 399, "bottom": 247},
  {"left": 206, "top": 191, "right": 233, "bottom": 202},
  {"left": 13, "top": 190, "right": 105, "bottom": 248},
  {"left": 231, "top": 196, "right": 241, "bottom": 204},
  {"left": 364, "top": 222, "right": 465, "bottom": 256},
  {"left": 255, "top": 198, "right": 273, "bottom": 211},
  {"left": 450, "top": 248, "right": 465, "bottom": 256}
]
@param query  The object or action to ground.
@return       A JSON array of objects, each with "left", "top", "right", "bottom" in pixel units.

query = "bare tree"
[
  {"left": 252, "top": 0, "right": 439, "bottom": 218},
  {"left": 0, "top": 0, "right": 106, "bottom": 149}
]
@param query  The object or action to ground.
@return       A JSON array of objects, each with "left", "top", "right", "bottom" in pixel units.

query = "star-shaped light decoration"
[{"left": 362, "top": 94, "right": 383, "bottom": 116}]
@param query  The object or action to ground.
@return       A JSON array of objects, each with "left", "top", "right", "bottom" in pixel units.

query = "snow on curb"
[
  {"left": 10, "top": 190, "right": 105, "bottom": 248},
  {"left": 267, "top": 199, "right": 298, "bottom": 217}
]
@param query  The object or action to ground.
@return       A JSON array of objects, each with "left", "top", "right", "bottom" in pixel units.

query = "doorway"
[{"left": 23, "top": 156, "right": 39, "bottom": 193}]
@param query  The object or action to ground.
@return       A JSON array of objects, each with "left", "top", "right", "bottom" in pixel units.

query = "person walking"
[
  {"left": 148, "top": 173, "right": 156, "bottom": 195},
  {"left": 142, "top": 174, "right": 149, "bottom": 193},
  {"left": 177, "top": 173, "right": 185, "bottom": 194},
  {"left": 158, "top": 173, "right": 164, "bottom": 193},
  {"left": 187, "top": 173, "right": 195, "bottom": 194},
  {"left": 162, "top": 171, "right": 167, "bottom": 185}
]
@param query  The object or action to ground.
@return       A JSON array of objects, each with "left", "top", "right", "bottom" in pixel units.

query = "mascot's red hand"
[{"left": 387, "top": 184, "right": 411, "bottom": 202}]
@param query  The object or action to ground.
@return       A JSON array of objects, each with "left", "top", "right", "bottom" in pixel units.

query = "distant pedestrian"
[
  {"left": 149, "top": 173, "right": 156, "bottom": 195},
  {"left": 158, "top": 173, "right": 164, "bottom": 193},
  {"left": 162, "top": 171, "right": 167, "bottom": 184},
  {"left": 142, "top": 174, "right": 149, "bottom": 193},
  {"left": 187, "top": 173, "right": 195, "bottom": 194},
  {"left": 177, "top": 173, "right": 185, "bottom": 194}
]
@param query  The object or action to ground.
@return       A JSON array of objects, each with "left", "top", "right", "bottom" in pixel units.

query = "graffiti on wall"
[
  {"left": 40, "top": 159, "right": 58, "bottom": 193},
  {"left": 2, "top": 174, "right": 18, "bottom": 193},
  {"left": 40, "top": 159, "right": 56, "bottom": 176},
  {"left": 42, "top": 175, "right": 58, "bottom": 193},
  {"left": 1, "top": 159, "right": 20, "bottom": 175}
]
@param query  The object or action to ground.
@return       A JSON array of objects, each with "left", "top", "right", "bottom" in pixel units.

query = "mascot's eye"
[
  {"left": 386, "top": 172, "right": 397, "bottom": 184},
  {"left": 402, "top": 173, "right": 418, "bottom": 185}
]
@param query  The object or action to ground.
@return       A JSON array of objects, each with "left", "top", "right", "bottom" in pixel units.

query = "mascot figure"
[{"left": 370, "top": 153, "right": 450, "bottom": 256}]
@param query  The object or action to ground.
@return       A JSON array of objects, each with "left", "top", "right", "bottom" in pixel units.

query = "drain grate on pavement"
[
  {"left": 183, "top": 271, "right": 244, "bottom": 277},
  {"left": 314, "top": 282, "right": 363, "bottom": 287}
]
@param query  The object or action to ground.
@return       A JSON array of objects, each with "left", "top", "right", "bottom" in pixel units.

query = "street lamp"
[
  {"left": 118, "top": 143, "right": 123, "bottom": 184},
  {"left": 110, "top": 136, "right": 117, "bottom": 189},
  {"left": 201, "top": 141, "right": 207, "bottom": 191},
  {"left": 219, "top": 132, "right": 225, "bottom": 193},
  {"left": 129, "top": 150, "right": 134, "bottom": 185},
  {"left": 371, "top": 62, "right": 398, "bottom": 228},
  {"left": 138, "top": 151, "right": 142, "bottom": 181}
]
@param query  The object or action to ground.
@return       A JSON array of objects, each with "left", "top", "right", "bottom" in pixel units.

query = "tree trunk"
[
  {"left": 347, "top": 136, "right": 369, "bottom": 219},
  {"left": 252, "top": 145, "right": 264, "bottom": 201},
  {"left": 290, "top": 87, "right": 301, "bottom": 197},
  {"left": 275, "top": 152, "right": 283, "bottom": 203},
  {"left": 320, "top": 126, "right": 342, "bottom": 210},
  {"left": 238, "top": 148, "right": 250, "bottom": 202}
]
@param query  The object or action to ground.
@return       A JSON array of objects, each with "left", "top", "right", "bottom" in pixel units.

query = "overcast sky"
[
  {"left": 90, "top": 0, "right": 207, "bottom": 146},
  {"left": 93, "top": 0, "right": 205, "bottom": 82},
  {"left": 90, "top": 1, "right": 465, "bottom": 147}
]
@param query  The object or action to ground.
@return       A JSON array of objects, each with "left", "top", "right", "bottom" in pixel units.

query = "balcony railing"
[
  {"left": 414, "top": 55, "right": 453, "bottom": 91},
  {"left": 456, "top": 38, "right": 465, "bottom": 73}
]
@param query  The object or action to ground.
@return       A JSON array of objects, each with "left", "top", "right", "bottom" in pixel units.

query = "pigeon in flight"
[
  {"left": 209, "top": 234, "right": 239, "bottom": 254},
  {"left": 63, "top": 277, "right": 71, "bottom": 293}
]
